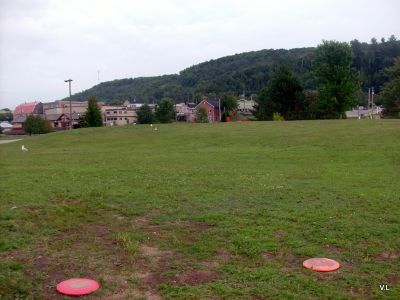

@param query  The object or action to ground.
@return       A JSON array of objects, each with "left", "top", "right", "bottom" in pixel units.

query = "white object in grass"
[{"left": 21, "top": 145, "right": 28, "bottom": 151}]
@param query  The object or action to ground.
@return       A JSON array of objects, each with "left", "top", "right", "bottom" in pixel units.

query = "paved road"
[{"left": 0, "top": 139, "right": 22, "bottom": 144}]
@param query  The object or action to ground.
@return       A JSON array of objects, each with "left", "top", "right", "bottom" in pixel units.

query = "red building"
[
  {"left": 13, "top": 101, "right": 43, "bottom": 116},
  {"left": 11, "top": 101, "right": 44, "bottom": 133},
  {"left": 196, "top": 99, "right": 221, "bottom": 122}
]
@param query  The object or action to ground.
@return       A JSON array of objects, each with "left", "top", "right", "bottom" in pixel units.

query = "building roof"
[
  {"left": 45, "top": 114, "right": 66, "bottom": 121},
  {"left": 197, "top": 99, "right": 220, "bottom": 108},
  {"left": 13, "top": 101, "right": 41, "bottom": 115}
]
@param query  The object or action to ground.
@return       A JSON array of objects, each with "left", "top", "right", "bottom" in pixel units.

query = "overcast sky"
[{"left": 1, "top": 0, "right": 399, "bottom": 109}]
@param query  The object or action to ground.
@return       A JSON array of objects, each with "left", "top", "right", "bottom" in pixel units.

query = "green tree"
[
  {"left": 155, "top": 99, "right": 176, "bottom": 123},
  {"left": 254, "top": 65, "right": 306, "bottom": 120},
  {"left": 220, "top": 94, "right": 238, "bottom": 115},
  {"left": 382, "top": 57, "right": 400, "bottom": 118},
  {"left": 23, "top": 115, "right": 52, "bottom": 135},
  {"left": 137, "top": 104, "right": 154, "bottom": 124},
  {"left": 83, "top": 96, "right": 103, "bottom": 127},
  {"left": 0, "top": 108, "right": 13, "bottom": 122},
  {"left": 314, "top": 40, "right": 360, "bottom": 118},
  {"left": 196, "top": 106, "right": 209, "bottom": 123}
]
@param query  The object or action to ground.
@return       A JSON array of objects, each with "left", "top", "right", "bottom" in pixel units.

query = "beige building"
[
  {"left": 43, "top": 100, "right": 88, "bottom": 115},
  {"left": 103, "top": 107, "right": 137, "bottom": 126},
  {"left": 174, "top": 102, "right": 196, "bottom": 122},
  {"left": 238, "top": 99, "right": 256, "bottom": 114}
]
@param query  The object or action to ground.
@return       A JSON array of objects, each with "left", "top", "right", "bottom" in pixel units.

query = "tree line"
[
  {"left": 67, "top": 36, "right": 400, "bottom": 107},
  {"left": 254, "top": 40, "right": 400, "bottom": 120}
]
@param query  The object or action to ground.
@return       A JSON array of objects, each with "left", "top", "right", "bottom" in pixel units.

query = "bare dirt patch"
[
  {"left": 181, "top": 220, "right": 214, "bottom": 230},
  {"left": 175, "top": 269, "right": 217, "bottom": 285},
  {"left": 378, "top": 251, "right": 400, "bottom": 260},
  {"left": 201, "top": 248, "right": 231, "bottom": 268},
  {"left": 323, "top": 244, "right": 344, "bottom": 254},
  {"left": 386, "top": 274, "right": 400, "bottom": 284},
  {"left": 274, "top": 230, "right": 287, "bottom": 239},
  {"left": 47, "top": 198, "right": 84, "bottom": 205},
  {"left": 262, "top": 252, "right": 275, "bottom": 261}
]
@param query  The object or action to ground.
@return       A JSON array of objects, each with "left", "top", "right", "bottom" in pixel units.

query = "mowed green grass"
[{"left": 0, "top": 120, "right": 399, "bottom": 299}]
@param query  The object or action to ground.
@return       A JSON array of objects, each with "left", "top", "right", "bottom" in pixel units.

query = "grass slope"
[{"left": 0, "top": 120, "right": 399, "bottom": 299}]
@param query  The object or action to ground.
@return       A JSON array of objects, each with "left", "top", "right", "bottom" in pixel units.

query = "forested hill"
[{"left": 69, "top": 37, "right": 400, "bottom": 103}]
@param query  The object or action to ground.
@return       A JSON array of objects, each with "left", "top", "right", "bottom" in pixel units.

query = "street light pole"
[{"left": 64, "top": 79, "right": 73, "bottom": 129}]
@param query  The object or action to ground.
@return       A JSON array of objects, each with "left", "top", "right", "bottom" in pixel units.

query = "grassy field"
[{"left": 0, "top": 120, "right": 399, "bottom": 299}]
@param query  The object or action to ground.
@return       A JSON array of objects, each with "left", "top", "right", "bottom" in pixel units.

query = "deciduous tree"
[
  {"left": 23, "top": 115, "right": 52, "bottom": 135},
  {"left": 382, "top": 57, "right": 400, "bottom": 118},
  {"left": 314, "top": 40, "right": 360, "bottom": 118},
  {"left": 137, "top": 104, "right": 154, "bottom": 124},
  {"left": 254, "top": 65, "right": 306, "bottom": 120},
  {"left": 155, "top": 99, "right": 176, "bottom": 123}
]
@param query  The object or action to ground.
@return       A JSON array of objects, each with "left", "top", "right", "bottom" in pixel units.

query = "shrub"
[
  {"left": 272, "top": 112, "right": 284, "bottom": 121},
  {"left": 23, "top": 115, "right": 52, "bottom": 135},
  {"left": 196, "top": 106, "right": 209, "bottom": 123}
]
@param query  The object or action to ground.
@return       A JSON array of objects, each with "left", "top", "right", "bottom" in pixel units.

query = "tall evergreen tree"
[
  {"left": 83, "top": 96, "right": 103, "bottom": 127},
  {"left": 314, "top": 40, "right": 360, "bottom": 118},
  {"left": 254, "top": 65, "right": 306, "bottom": 120}
]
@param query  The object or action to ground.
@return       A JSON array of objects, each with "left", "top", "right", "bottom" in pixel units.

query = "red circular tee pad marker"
[
  {"left": 56, "top": 278, "right": 100, "bottom": 296},
  {"left": 303, "top": 258, "right": 340, "bottom": 272}
]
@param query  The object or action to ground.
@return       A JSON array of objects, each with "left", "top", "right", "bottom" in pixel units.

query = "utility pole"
[
  {"left": 64, "top": 79, "right": 73, "bottom": 129},
  {"left": 367, "top": 88, "right": 371, "bottom": 119},
  {"left": 218, "top": 98, "right": 222, "bottom": 122},
  {"left": 371, "top": 87, "right": 375, "bottom": 119}
]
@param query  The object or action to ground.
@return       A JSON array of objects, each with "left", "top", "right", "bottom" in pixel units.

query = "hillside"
[{"left": 69, "top": 37, "right": 400, "bottom": 103}]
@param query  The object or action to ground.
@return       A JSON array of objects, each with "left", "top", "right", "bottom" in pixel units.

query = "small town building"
[
  {"left": 13, "top": 101, "right": 43, "bottom": 116},
  {"left": 195, "top": 99, "right": 221, "bottom": 122},
  {"left": 237, "top": 98, "right": 256, "bottom": 115},
  {"left": 103, "top": 107, "right": 137, "bottom": 126},
  {"left": 174, "top": 102, "right": 196, "bottom": 122},
  {"left": 11, "top": 101, "right": 44, "bottom": 133},
  {"left": 127, "top": 103, "right": 157, "bottom": 112},
  {"left": 43, "top": 100, "right": 88, "bottom": 115}
]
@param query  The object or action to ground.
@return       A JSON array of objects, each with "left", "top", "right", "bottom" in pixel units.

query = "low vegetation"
[
  {"left": 23, "top": 115, "right": 52, "bottom": 135},
  {"left": 0, "top": 120, "right": 399, "bottom": 299}
]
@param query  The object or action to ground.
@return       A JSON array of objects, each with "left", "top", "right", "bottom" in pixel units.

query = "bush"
[
  {"left": 23, "top": 115, "right": 52, "bottom": 135},
  {"left": 272, "top": 112, "right": 284, "bottom": 121},
  {"left": 195, "top": 106, "right": 209, "bottom": 123}
]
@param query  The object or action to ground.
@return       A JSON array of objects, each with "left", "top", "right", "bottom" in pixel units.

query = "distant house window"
[
  {"left": 124, "top": 117, "right": 127, "bottom": 120},
  {"left": 119, "top": 117, "right": 122, "bottom": 120},
  {"left": 209, "top": 110, "right": 212, "bottom": 113},
  {"left": 124, "top": 111, "right": 127, "bottom": 114},
  {"left": 106, "top": 111, "right": 110, "bottom": 114},
  {"left": 119, "top": 111, "right": 122, "bottom": 114},
  {"left": 114, "top": 111, "right": 117, "bottom": 114}
]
